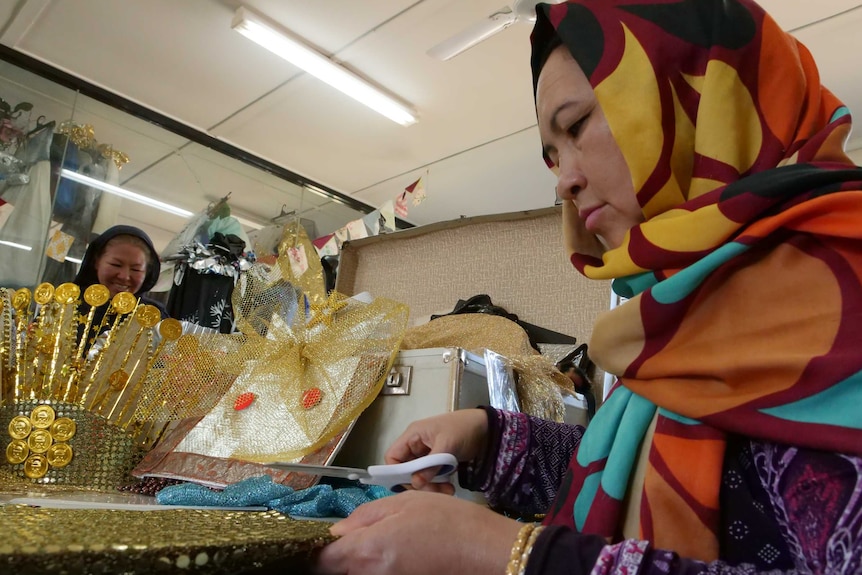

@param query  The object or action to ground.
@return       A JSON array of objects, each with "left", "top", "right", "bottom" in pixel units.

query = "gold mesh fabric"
[
  {"left": 400, "top": 314, "right": 572, "bottom": 422},
  {"left": 508, "top": 355, "right": 574, "bottom": 422},
  {"left": 0, "top": 504, "right": 333, "bottom": 574},
  {"left": 278, "top": 220, "right": 326, "bottom": 306},
  {"left": 146, "top": 223, "right": 410, "bottom": 462},
  {"left": 170, "top": 287, "right": 409, "bottom": 461},
  {"left": 401, "top": 314, "right": 536, "bottom": 358}
]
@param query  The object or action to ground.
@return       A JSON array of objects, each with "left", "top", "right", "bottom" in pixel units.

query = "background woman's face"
[
  {"left": 94, "top": 241, "right": 148, "bottom": 296},
  {"left": 536, "top": 46, "right": 643, "bottom": 250}
]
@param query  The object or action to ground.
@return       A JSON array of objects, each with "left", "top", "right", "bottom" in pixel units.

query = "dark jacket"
[{"left": 74, "top": 225, "right": 168, "bottom": 319}]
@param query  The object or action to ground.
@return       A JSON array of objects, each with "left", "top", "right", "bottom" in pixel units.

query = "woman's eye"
[{"left": 568, "top": 116, "right": 587, "bottom": 138}]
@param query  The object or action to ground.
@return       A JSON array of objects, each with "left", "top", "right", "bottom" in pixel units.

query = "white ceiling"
[{"left": 2, "top": 0, "right": 861, "bottom": 251}]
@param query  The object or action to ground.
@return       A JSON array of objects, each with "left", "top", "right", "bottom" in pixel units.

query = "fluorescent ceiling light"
[
  {"left": 0, "top": 239, "right": 31, "bottom": 251},
  {"left": 60, "top": 169, "right": 194, "bottom": 218},
  {"left": 232, "top": 6, "right": 418, "bottom": 126}
]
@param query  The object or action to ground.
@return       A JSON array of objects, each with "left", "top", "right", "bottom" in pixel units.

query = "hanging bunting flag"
[
  {"left": 45, "top": 221, "right": 75, "bottom": 262},
  {"left": 346, "top": 218, "right": 368, "bottom": 240},
  {"left": 380, "top": 200, "right": 396, "bottom": 232},
  {"left": 317, "top": 234, "right": 339, "bottom": 257},
  {"left": 405, "top": 177, "right": 427, "bottom": 206},
  {"left": 362, "top": 209, "right": 381, "bottom": 236},
  {"left": 287, "top": 244, "right": 309, "bottom": 277},
  {"left": 312, "top": 233, "right": 335, "bottom": 253},
  {"left": 394, "top": 191, "right": 409, "bottom": 218},
  {"left": 334, "top": 226, "right": 350, "bottom": 246},
  {"left": 0, "top": 202, "right": 14, "bottom": 228}
]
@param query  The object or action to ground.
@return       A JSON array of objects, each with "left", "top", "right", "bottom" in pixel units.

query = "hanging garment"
[
  {"left": 41, "top": 140, "right": 106, "bottom": 286},
  {"left": 167, "top": 266, "right": 236, "bottom": 333},
  {"left": 166, "top": 234, "right": 248, "bottom": 333},
  {"left": 0, "top": 123, "right": 55, "bottom": 289}
]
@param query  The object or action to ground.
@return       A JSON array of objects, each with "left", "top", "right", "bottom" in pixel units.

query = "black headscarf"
[{"left": 74, "top": 225, "right": 168, "bottom": 318}]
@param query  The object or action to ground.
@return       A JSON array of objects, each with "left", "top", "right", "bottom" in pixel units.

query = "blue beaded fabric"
[{"left": 156, "top": 475, "right": 393, "bottom": 518}]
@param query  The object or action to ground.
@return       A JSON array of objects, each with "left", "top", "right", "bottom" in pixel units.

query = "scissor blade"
[{"left": 266, "top": 462, "right": 370, "bottom": 481}]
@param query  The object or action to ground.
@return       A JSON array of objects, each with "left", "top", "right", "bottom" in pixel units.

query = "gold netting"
[
  {"left": 147, "top": 225, "right": 409, "bottom": 462},
  {"left": 278, "top": 220, "right": 326, "bottom": 307},
  {"left": 400, "top": 314, "right": 573, "bottom": 422}
]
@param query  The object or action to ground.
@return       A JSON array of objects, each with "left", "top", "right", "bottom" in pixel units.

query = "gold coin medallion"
[
  {"left": 34, "top": 283, "right": 55, "bottom": 305},
  {"left": 8, "top": 416, "right": 32, "bottom": 439},
  {"left": 30, "top": 405, "right": 56, "bottom": 429},
  {"left": 54, "top": 283, "right": 81, "bottom": 305},
  {"left": 23, "top": 454, "right": 49, "bottom": 479},
  {"left": 135, "top": 304, "right": 161, "bottom": 328},
  {"left": 112, "top": 292, "right": 137, "bottom": 315},
  {"left": 51, "top": 417, "right": 77, "bottom": 441},
  {"left": 12, "top": 288, "right": 31, "bottom": 310},
  {"left": 108, "top": 370, "right": 130, "bottom": 390},
  {"left": 84, "top": 284, "right": 111, "bottom": 307},
  {"left": 6, "top": 439, "right": 29, "bottom": 464},
  {"left": 27, "top": 429, "right": 53, "bottom": 453},
  {"left": 46, "top": 442, "right": 73, "bottom": 468},
  {"left": 159, "top": 318, "right": 183, "bottom": 341}
]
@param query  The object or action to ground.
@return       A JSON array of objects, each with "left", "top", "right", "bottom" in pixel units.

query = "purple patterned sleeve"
[
  {"left": 459, "top": 407, "right": 584, "bottom": 515},
  {"left": 525, "top": 441, "right": 862, "bottom": 575}
]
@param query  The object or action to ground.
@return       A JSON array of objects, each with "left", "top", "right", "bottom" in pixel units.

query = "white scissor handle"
[{"left": 362, "top": 453, "right": 458, "bottom": 491}]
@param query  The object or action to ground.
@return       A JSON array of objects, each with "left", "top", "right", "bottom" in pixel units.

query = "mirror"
[{"left": 0, "top": 51, "right": 379, "bottom": 292}]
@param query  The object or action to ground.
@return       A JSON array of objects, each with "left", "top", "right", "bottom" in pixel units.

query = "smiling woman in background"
[{"left": 74, "top": 224, "right": 168, "bottom": 319}]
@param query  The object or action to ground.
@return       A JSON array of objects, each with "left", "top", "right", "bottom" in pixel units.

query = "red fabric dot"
[
  {"left": 234, "top": 392, "right": 256, "bottom": 411},
  {"left": 302, "top": 388, "right": 322, "bottom": 409}
]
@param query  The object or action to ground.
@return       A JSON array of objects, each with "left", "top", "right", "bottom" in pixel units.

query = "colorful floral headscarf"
[{"left": 531, "top": 0, "right": 862, "bottom": 561}]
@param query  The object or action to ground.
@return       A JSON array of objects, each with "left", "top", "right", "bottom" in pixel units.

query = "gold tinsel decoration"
[
  {"left": 157, "top": 222, "right": 410, "bottom": 462},
  {"left": 401, "top": 314, "right": 574, "bottom": 422}
]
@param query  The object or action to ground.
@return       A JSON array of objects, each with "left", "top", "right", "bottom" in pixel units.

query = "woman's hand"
[
  {"left": 384, "top": 409, "right": 489, "bottom": 492},
  {"left": 315, "top": 491, "right": 522, "bottom": 575}
]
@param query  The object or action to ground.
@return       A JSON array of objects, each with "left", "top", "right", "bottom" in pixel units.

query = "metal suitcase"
[
  {"left": 334, "top": 347, "right": 515, "bottom": 469},
  {"left": 331, "top": 209, "right": 608, "bottom": 487}
]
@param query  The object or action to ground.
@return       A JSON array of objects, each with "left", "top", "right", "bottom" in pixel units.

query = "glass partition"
[{"left": 0, "top": 51, "right": 380, "bottom": 292}]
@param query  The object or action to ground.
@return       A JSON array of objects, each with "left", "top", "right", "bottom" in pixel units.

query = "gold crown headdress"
[
  {"left": 1, "top": 222, "right": 410, "bottom": 490},
  {"left": 0, "top": 282, "right": 188, "bottom": 489}
]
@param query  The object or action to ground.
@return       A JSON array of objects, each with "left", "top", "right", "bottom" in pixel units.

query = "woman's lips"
[{"left": 580, "top": 205, "right": 604, "bottom": 232}]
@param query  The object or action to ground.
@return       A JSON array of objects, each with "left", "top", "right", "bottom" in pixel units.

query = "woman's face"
[
  {"left": 537, "top": 46, "right": 644, "bottom": 251},
  {"left": 94, "top": 241, "right": 148, "bottom": 296}
]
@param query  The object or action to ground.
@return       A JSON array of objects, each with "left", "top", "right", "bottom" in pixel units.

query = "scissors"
[{"left": 267, "top": 452, "right": 458, "bottom": 491}]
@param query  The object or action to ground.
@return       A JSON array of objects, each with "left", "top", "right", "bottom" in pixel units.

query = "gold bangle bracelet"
[
  {"left": 505, "top": 523, "right": 536, "bottom": 575},
  {"left": 518, "top": 525, "right": 545, "bottom": 575}
]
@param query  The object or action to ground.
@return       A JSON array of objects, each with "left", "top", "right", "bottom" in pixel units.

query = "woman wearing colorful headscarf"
[{"left": 315, "top": 1, "right": 862, "bottom": 573}]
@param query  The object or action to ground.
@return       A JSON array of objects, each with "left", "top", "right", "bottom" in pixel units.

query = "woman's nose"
[{"left": 555, "top": 153, "right": 586, "bottom": 201}]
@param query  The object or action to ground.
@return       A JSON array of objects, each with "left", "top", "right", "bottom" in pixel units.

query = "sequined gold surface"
[{"left": 0, "top": 504, "right": 333, "bottom": 574}]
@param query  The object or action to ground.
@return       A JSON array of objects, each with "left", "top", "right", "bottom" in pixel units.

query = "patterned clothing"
[
  {"left": 527, "top": 0, "right": 862, "bottom": 566},
  {"left": 463, "top": 408, "right": 862, "bottom": 574}
]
